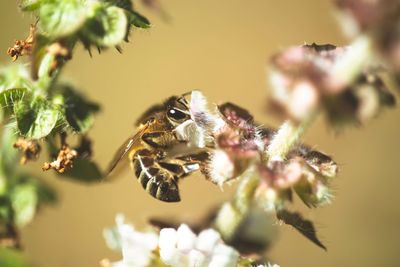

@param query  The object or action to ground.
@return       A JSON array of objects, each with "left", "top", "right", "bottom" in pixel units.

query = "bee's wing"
[{"left": 106, "top": 124, "right": 149, "bottom": 176}]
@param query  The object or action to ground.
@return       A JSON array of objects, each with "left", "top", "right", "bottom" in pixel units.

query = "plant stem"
[
  {"left": 267, "top": 114, "right": 315, "bottom": 161},
  {"left": 332, "top": 34, "right": 373, "bottom": 86},
  {"left": 214, "top": 168, "right": 260, "bottom": 241}
]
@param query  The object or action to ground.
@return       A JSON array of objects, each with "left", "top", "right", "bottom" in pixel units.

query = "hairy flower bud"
[
  {"left": 269, "top": 43, "right": 395, "bottom": 125},
  {"left": 335, "top": 0, "right": 400, "bottom": 77}
]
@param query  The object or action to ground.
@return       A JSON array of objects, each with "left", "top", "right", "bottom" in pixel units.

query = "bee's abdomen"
[{"left": 132, "top": 149, "right": 180, "bottom": 202}]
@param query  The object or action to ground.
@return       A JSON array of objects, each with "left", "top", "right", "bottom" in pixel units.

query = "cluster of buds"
[
  {"left": 177, "top": 91, "right": 336, "bottom": 250},
  {"left": 269, "top": 43, "right": 395, "bottom": 125},
  {"left": 170, "top": 92, "right": 333, "bottom": 253},
  {"left": 12, "top": 132, "right": 94, "bottom": 174},
  {"left": 13, "top": 138, "right": 41, "bottom": 164},
  {"left": 7, "top": 24, "right": 36, "bottom": 62},
  {"left": 6, "top": 22, "right": 72, "bottom": 79},
  {"left": 203, "top": 102, "right": 265, "bottom": 187},
  {"left": 42, "top": 134, "right": 78, "bottom": 173},
  {"left": 42, "top": 143, "right": 77, "bottom": 173},
  {"left": 257, "top": 145, "right": 337, "bottom": 210},
  {"left": 186, "top": 91, "right": 337, "bottom": 210}
]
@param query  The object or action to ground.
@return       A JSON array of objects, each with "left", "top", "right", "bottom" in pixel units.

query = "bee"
[{"left": 107, "top": 93, "right": 210, "bottom": 202}]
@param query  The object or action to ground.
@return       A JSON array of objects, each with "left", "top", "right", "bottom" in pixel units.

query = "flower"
[
  {"left": 255, "top": 146, "right": 337, "bottom": 209},
  {"left": 104, "top": 215, "right": 240, "bottom": 267},
  {"left": 103, "top": 214, "right": 158, "bottom": 267},
  {"left": 335, "top": 0, "right": 400, "bottom": 79},
  {"left": 200, "top": 101, "right": 266, "bottom": 186},
  {"left": 269, "top": 43, "right": 395, "bottom": 125},
  {"left": 159, "top": 224, "right": 239, "bottom": 267}
]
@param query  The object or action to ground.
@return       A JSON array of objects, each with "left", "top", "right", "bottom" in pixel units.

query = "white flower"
[
  {"left": 189, "top": 91, "right": 226, "bottom": 133},
  {"left": 159, "top": 224, "right": 239, "bottom": 267},
  {"left": 104, "top": 216, "right": 241, "bottom": 267},
  {"left": 103, "top": 214, "right": 158, "bottom": 267},
  {"left": 174, "top": 90, "right": 213, "bottom": 148}
]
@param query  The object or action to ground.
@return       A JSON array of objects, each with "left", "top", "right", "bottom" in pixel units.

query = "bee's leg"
[
  {"left": 176, "top": 151, "right": 210, "bottom": 162},
  {"left": 176, "top": 151, "right": 210, "bottom": 176},
  {"left": 142, "top": 131, "right": 178, "bottom": 149},
  {"left": 132, "top": 149, "right": 180, "bottom": 202},
  {"left": 158, "top": 161, "right": 199, "bottom": 178},
  {"left": 159, "top": 151, "right": 211, "bottom": 178}
]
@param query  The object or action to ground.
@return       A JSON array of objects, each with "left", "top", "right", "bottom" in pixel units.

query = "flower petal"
[
  {"left": 208, "top": 244, "right": 239, "bottom": 267},
  {"left": 196, "top": 229, "right": 221, "bottom": 254},
  {"left": 177, "top": 224, "right": 197, "bottom": 252}
]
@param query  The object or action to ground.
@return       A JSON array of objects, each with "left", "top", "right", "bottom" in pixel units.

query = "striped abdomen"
[{"left": 131, "top": 149, "right": 181, "bottom": 202}]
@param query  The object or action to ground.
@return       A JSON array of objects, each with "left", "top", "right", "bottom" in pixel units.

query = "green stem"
[
  {"left": 332, "top": 34, "right": 373, "bottom": 86},
  {"left": 214, "top": 168, "right": 260, "bottom": 241},
  {"left": 267, "top": 114, "right": 315, "bottom": 160}
]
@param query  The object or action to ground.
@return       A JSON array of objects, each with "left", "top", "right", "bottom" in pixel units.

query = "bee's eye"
[{"left": 167, "top": 108, "right": 188, "bottom": 122}]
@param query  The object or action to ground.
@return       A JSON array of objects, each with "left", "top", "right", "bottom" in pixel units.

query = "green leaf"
[
  {"left": 60, "top": 158, "right": 103, "bottom": 183},
  {"left": 37, "top": 53, "right": 55, "bottom": 83},
  {"left": 104, "top": 0, "right": 150, "bottom": 29},
  {"left": 83, "top": 6, "right": 128, "bottom": 46},
  {"left": 19, "top": 0, "right": 42, "bottom": 11},
  {"left": 0, "top": 88, "right": 29, "bottom": 109},
  {"left": 0, "top": 175, "right": 6, "bottom": 197},
  {"left": 14, "top": 97, "right": 59, "bottom": 139},
  {"left": 103, "top": 0, "right": 133, "bottom": 10},
  {"left": 55, "top": 85, "right": 100, "bottom": 133},
  {"left": 11, "top": 184, "right": 38, "bottom": 227},
  {"left": 39, "top": 0, "right": 89, "bottom": 39},
  {"left": 13, "top": 101, "right": 34, "bottom": 137},
  {"left": 0, "top": 65, "right": 33, "bottom": 92},
  {"left": 35, "top": 180, "right": 57, "bottom": 204},
  {"left": 128, "top": 10, "right": 151, "bottom": 29},
  {"left": 0, "top": 197, "right": 12, "bottom": 223},
  {"left": 0, "top": 248, "right": 28, "bottom": 267},
  {"left": 10, "top": 174, "right": 57, "bottom": 214},
  {"left": 276, "top": 209, "right": 326, "bottom": 250},
  {"left": 0, "top": 88, "right": 31, "bottom": 118}
]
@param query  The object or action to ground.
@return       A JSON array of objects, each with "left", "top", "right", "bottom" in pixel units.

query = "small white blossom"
[
  {"left": 104, "top": 216, "right": 241, "bottom": 267},
  {"left": 103, "top": 214, "right": 158, "bottom": 267},
  {"left": 174, "top": 90, "right": 218, "bottom": 148},
  {"left": 159, "top": 224, "right": 239, "bottom": 267}
]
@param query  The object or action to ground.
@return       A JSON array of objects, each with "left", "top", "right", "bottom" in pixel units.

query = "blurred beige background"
[{"left": 1, "top": 0, "right": 400, "bottom": 266}]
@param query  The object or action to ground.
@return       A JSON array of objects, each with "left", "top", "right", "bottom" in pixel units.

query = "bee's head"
[
  {"left": 165, "top": 95, "right": 191, "bottom": 126},
  {"left": 171, "top": 91, "right": 219, "bottom": 148},
  {"left": 136, "top": 91, "right": 216, "bottom": 148},
  {"left": 135, "top": 94, "right": 191, "bottom": 128}
]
